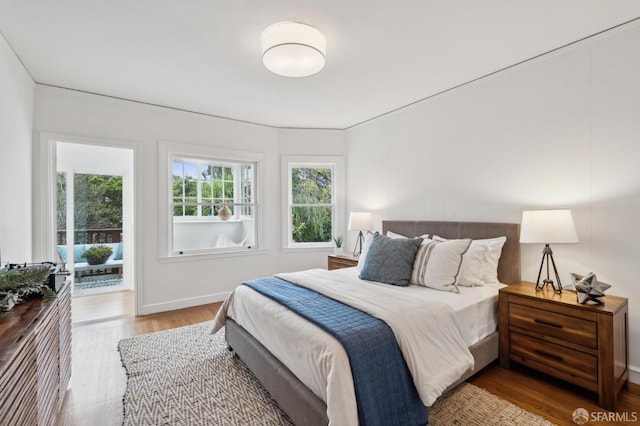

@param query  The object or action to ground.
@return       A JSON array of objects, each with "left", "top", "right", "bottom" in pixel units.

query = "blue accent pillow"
[
  {"left": 57, "top": 246, "right": 68, "bottom": 263},
  {"left": 114, "top": 242, "right": 123, "bottom": 261},
  {"left": 57, "top": 245, "right": 87, "bottom": 263},
  {"left": 74, "top": 245, "right": 87, "bottom": 263},
  {"left": 359, "top": 232, "right": 423, "bottom": 286}
]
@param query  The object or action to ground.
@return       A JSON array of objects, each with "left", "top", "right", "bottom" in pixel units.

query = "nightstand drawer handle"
[
  {"left": 534, "top": 349, "right": 564, "bottom": 363},
  {"left": 534, "top": 318, "right": 563, "bottom": 329}
]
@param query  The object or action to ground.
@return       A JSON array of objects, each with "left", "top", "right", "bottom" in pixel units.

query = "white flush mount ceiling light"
[{"left": 261, "top": 22, "right": 326, "bottom": 78}]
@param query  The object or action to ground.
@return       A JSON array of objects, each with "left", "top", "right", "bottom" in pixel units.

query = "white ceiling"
[{"left": 1, "top": 1, "right": 640, "bottom": 129}]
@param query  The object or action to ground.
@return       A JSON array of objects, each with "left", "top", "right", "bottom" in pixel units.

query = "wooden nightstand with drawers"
[
  {"left": 499, "top": 282, "right": 628, "bottom": 411},
  {"left": 327, "top": 254, "right": 358, "bottom": 270}
]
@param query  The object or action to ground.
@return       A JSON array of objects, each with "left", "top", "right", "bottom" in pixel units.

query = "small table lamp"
[
  {"left": 520, "top": 209, "right": 579, "bottom": 293},
  {"left": 348, "top": 212, "right": 372, "bottom": 257}
]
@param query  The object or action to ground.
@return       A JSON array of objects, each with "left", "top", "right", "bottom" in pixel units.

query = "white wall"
[
  {"left": 33, "top": 86, "right": 346, "bottom": 314},
  {"left": 0, "top": 33, "right": 34, "bottom": 263},
  {"left": 347, "top": 22, "right": 640, "bottom": 383}
]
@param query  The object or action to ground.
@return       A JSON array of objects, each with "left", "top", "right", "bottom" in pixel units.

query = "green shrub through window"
[
  {"left": 172, "top": 159, "right": 254, "bottom": 220},
  {"left": 289, "top": 166, "right": 334, "bottom": 245}
]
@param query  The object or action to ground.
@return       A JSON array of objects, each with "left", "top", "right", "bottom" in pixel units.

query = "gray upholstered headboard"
[{"left": 382, "top": 220, "right": 521, "bottom": 284}]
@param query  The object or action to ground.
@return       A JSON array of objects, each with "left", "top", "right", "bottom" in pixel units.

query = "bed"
[{"left": 215, "top": 220, "right": 521, "bottom": 425}]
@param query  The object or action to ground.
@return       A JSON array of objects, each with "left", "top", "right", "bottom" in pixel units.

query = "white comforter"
[{"left": 212, "top": 268, "right": 474, "bottom": 426}]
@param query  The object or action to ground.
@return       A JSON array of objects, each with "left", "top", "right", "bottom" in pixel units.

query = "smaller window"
[{"left": 286, "top": 163, "right": 336, "bottom": 248}]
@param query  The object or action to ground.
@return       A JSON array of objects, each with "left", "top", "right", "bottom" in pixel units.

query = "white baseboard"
[
  {"left": 139, "top": 291, "right": 229, "bottom": 316},
  {"left": 629, "top": 365, "right": 640, "bottom": 385}
]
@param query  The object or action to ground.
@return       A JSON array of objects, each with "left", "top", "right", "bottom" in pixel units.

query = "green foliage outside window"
[
  {"left": 56, "top": 172, "right": 123, "bottom": 231},
  {"left": 57, "top": 172, "right": 67, "bottom": 231},
  {"left": 173, "top": 174, "right": 197, "bottom": 216},
  {"left": 291, "top": 167, "right": 333, "bottom": 243},
  {"left": 173, "top": 161, "right": 238, "bottom": 218},
  {"left": 74, "top": 174, "right": 123, "bottom": 230}
]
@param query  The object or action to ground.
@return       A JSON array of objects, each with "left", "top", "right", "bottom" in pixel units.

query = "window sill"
[
  {"left": 281, "top": 247, "right": 335, "bottom": 254},
  {"left": 158, "top": 247, "right": 267, "bottom": 263},
  {"left": 173, "top": 218, "right": 246, "bottom": 224}
]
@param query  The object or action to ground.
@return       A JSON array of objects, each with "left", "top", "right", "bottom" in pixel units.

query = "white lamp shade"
[
  {"left": 348, "top": 212, "right": 373, "bottom": 231},
  {"left": 261, "top": 22, "right": 326, "bottom": 77},
  {"left": 520, "top": 209, "right": 579, "bottom": 244}
]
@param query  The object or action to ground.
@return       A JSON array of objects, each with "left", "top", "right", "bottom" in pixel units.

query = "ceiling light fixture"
[{"left": 261, "top": 22, "right": 326, "bottom": 78}]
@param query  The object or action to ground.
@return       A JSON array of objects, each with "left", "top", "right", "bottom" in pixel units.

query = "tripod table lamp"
[
  {"left": 520, "top": 209, "right": 579, "bottom": 293},
  {"left": 348, "top": 212, "right": 372, "bottom": 257}
]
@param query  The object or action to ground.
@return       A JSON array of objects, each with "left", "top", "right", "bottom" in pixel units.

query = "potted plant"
[
  {"left": 82, "top": 244, "right": 113, "bottom": 265},
  {"left": 333, "top": 235, "right": 344, "bottom": 256},
  {"left": 0, "top": 266, "right": 54, "bottom": 312}
]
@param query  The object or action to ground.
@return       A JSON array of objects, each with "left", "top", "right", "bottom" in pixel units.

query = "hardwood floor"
[
  {"left": 59, "top": 299, "right": 639, "bottom": 425},
  {"left": 58, "top": 299, "right": 221, "bottom": 425},
  {"left": 72, "top": 290, "right": 134, "bottom": 324},
  {"left": 470, "top": 364, "right": 640, "bottom": 425}
]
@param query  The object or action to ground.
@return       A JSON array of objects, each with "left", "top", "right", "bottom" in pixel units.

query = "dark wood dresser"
[
  {"left": 499, "top": 281, "right": 628, "bottom": 410},
  {"left": 0, "top": 280, "right": 72, "bottom": 425}
]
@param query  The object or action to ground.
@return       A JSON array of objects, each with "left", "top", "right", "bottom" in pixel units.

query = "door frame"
[{"left": 34, "top": 132, "right": 143, "bottom": 315}]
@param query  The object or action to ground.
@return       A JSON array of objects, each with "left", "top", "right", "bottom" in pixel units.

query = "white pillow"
[
  {"left": 386, "top": 231, "right": 429, "bottom": 239},
  {"left": 476, "top": 236, "right": 507, "bottom": 283},
  {"left": 386, "top": 231, "right": 407, "bottom": 239},
  {"left": 356, "top": 232, "right": 374, "bottom": 272},
  {"left": 410, "top": 238, "right": 471, "bottom": 293},
  {"left": 433, "top": 235, "right": 507, "bottom": 285}
]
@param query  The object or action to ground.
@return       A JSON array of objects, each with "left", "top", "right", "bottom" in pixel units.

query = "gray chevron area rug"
[{"left": 118, "top": 321, "right": 555, "bottom": 426}]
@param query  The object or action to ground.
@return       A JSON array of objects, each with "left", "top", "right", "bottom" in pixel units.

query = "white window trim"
[
  {"left": 281, "top": 155, "right": 345, "bottom": 251},
  {"left": 159, "top": 141, "right": 265, "bottom": 259}
]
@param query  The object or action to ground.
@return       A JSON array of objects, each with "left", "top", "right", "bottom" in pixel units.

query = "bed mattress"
[
  {"left": 315, "top": 268, "right": 504, "bottom": 346},
  {"left": 328, "top": 267, "right": 509, "bottom": 346},
  {"left": 213, "top": 267, "right": 503, "bottom": 425}
]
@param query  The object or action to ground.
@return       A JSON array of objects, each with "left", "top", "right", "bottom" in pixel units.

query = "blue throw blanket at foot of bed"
[{"left": 243, "top": 277, "right": 427, "bottom": 426}]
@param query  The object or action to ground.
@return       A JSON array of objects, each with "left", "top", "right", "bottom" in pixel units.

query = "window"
[
  {"left": 284, "top": 158, "right": 340, "bottom": 248},
  {"left": 172, "top": 159, "right": 242, "bottom": 219},
  {"left": 289, "top": 166, "right": 333, "bottom": 245},
  {"left": 159, "top": 141, "right": 263, "bottom": 257}
]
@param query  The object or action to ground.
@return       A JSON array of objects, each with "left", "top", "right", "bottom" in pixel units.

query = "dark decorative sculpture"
[{"left": 570, "top": 272, "right": 611, "bottom": 304}]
